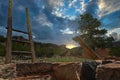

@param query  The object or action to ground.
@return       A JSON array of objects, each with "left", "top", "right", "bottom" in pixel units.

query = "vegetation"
[
  {"left": 110, "top": 46, "right": 120, "bottom": 57},
  {"left": 74, "top": 13, "right": 114, "bottom": 50},
  {"left": 0, "top": 44, "right": 5, "bottom": 56},
  {"left": 0, "top": 35, "right": 6, "bottom": 42},
  {"left": 0, "top": 35, "right": 82, "bottom": 58},
  {"left": 34, "top": 42, "right": 67, "bottom": 57},
  {"left": 70, "top": 47, "right": 83, "bottom": 57},
  {"left": 42, "top": 57, "right": 89, "bottom": 62}
]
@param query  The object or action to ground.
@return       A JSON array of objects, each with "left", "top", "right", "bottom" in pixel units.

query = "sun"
[{"left": 66, "top": 44, "right": 77, "bottom": 49}]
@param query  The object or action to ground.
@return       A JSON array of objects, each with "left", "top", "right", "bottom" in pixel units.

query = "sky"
[{"left": 0, "top": 0, "right": 120, "bottom": 47}]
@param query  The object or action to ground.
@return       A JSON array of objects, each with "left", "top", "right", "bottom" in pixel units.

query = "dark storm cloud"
[
  {"left": 33, "top": 26, "right": 54, "bottom": 40},
  {"left": 0, "top": 0, "right": 8, "bottom": 26},
  {"left": 0, "top": 0, "right": 74, "bottom": 41},
  {"left": 0, "top": 0, "right": 40, "bottom": 30},
  {"left": 84, "top": 0, "right": 98, "bottom": 17},
  {"left": 12, "top": 0, "right": 40, "bottom": 31}
]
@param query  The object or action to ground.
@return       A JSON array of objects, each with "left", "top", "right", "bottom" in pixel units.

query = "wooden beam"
[
  {"left": 12, "top": 51, "right": 32, "bottom": 54},
  {"left": 73, "top": 36, "right": 102, "bottom": 60},
  {"left": 6, "top": 27, "right": 29, "bottom": 34},
  {"left": 5, "top": 0, "right": 12, "bottom": 64},
  {"left": 26, "top": 8, "right": 36, "bottom": 63}
]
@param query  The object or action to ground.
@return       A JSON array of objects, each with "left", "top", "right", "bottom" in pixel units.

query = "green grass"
[
  {"left": 40, "top": 56, "right": 92, "bottom": 62},
  {"left": 0, "top": 56, "right": 92, "bottom": 63}
]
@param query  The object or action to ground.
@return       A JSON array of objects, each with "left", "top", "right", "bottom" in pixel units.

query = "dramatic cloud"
[
  {"left": 98, "top": 0, "right": 120, "bottom": 18},
  {"left": 107, "top": 28, "right": 120, "bottom": 41},
  {"left": 60, "top": 28, "right": 74, "bottom": 34},
  {"left": 84, "top": 0, "right": 98, "bottom": 17},
  {"left": 0, "top": 0, "right": 120, "bottom": 45}
]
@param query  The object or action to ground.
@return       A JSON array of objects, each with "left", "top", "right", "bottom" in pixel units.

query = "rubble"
[
  {"left": 0, "top": 63, "right": 16, "bottom": 79},
  {"left": 0, "top": 62, "right": 81, "bottom": 80}
]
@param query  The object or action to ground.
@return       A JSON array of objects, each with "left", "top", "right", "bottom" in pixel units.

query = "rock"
[
  {"left": 0, "top": 63, "right": 16, "bottom": 79},
  {"left": 96, "top": 63, "right": 120, "bottom": 80},
  {"left": 53, "top": 63, "right": 81, "bottom": 80},
  {"left": 80, "top": 61, "right": 100, "bottom": 80},
  {"left": 16, "top": 63, "right": 53, "bottom": 77},
  {"left": 102, "top": 60, "right": 114, "bottom": 64}
]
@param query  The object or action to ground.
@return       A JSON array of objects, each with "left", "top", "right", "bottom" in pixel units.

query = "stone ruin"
[{"left": 0, "top": 60, "right": 120, "bottom": 80}]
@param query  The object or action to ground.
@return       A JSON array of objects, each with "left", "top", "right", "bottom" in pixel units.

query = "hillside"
[{"left": 0, "top": 35, "right": 82, "bottom": 57}]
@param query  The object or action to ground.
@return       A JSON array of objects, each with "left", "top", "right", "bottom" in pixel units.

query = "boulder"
[
  {"left": 96, "top": 63, "right": 120, "bottom": 80},
  {"left": 80, "top": 61, "right": 100, "bottom": 80},
  {"left": 53, "top": 63, "right": 81, "bottom": 80}
]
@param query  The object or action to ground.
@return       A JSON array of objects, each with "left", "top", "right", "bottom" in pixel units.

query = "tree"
[
  {"left": 74, "top": 13, "right": 114, "bottom": 50},
  {"left": 110, "top": 46, "right": 120, "bottom": 57}
]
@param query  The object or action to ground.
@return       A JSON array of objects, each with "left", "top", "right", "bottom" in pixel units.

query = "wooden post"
[
  {"left": 26, "top": 8, "right": 36, "bottom": 63},
  {"left": 5, "top": 0, "right": 12, "bottom": 64},
  {"left": 73, "top": 36, "right": 102, "bottom": 60}
]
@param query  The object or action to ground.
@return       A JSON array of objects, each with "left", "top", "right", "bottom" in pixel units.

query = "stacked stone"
[
  {"left": 0, "top": 63, "right": 16, "bottom": 79},
  {"left": 96, "top": 62, "right": 120, "bottom": 80}
]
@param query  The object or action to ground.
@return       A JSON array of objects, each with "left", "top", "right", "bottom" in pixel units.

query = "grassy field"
[
  {"left": 0, "top": 56, "right": 92, "bottom": 63},
  {"left": 40, "top": 56, "right": 92, "bottom": 62}
]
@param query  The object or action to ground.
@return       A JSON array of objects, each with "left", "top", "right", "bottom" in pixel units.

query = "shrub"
[{"left": 110, "top": 47, "right": 120, "bottom": 57}]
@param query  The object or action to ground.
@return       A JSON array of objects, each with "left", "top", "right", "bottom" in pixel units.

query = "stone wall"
[
  {"left": 0, "top": 61, "right": 120, "bottom": 80},
  {"left": 96, "top": 62, "right": 120, "bottom": 80}
]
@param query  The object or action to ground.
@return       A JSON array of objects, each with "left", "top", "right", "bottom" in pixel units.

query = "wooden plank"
[
  {"left": 73, "top": 36, "right": 102, "bottom": 60},
  {"left": 12, "top": 51, "right": 32, "bottom": 54},
  {"left": 6, "top": 27, "right": 29, "bottom": 34}
]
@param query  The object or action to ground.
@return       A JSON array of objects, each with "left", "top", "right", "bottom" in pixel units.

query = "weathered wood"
[
  {"left": 12, "top": 51, "right": 32, "bottom": 54},
  {"left": 5, "top": 1, "right": 36, "bottom": 63},
  {"left": 73, "top": 36, "right": 102, "bottom": 60},
  {"left": 5, "top": 0, "right": 13, "bottom": 64},
  {"left": 6, "top": 27, "right": 29, "bottom": 34},
  {"left": 26, "top": 8, "right": 36, "bottom": 63}
]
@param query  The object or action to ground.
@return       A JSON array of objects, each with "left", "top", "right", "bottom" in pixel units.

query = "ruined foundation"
[{"left": 0, "top": 61, "right": 120, "bottom": 80}]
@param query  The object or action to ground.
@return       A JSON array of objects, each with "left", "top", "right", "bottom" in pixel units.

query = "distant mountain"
[{"left": 113, "top": 41, "right": 120, "bottom": 47}]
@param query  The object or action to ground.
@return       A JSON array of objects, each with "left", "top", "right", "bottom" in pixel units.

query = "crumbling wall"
[
  {"left": 1, "top": 61, "right": 120, "bottom": 80},
  {"left": 96, "top": 62, "right": 120, "bottom": 80},
  {"left": 53, "top": 63, "right": 81, "bottom": 80}
]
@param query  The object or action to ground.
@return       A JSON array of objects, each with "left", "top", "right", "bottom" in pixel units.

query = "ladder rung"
[
  {"left": 6, "top": 27, "right": 29, "bottom": 34},
  {"left": 12, "top": 39, "right": 30, "bottom": 43},
  {"left": 12, "top": 51, "right": 32, "bottom": 54}
]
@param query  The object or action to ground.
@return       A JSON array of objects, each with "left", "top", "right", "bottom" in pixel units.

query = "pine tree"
[{"left": 75, "top": 13, "right": 114, "bottom": 50}]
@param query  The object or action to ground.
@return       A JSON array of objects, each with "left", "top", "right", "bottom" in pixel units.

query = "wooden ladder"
[{"left": 5, "top": 0, "right": 36, "bottom": 63}]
